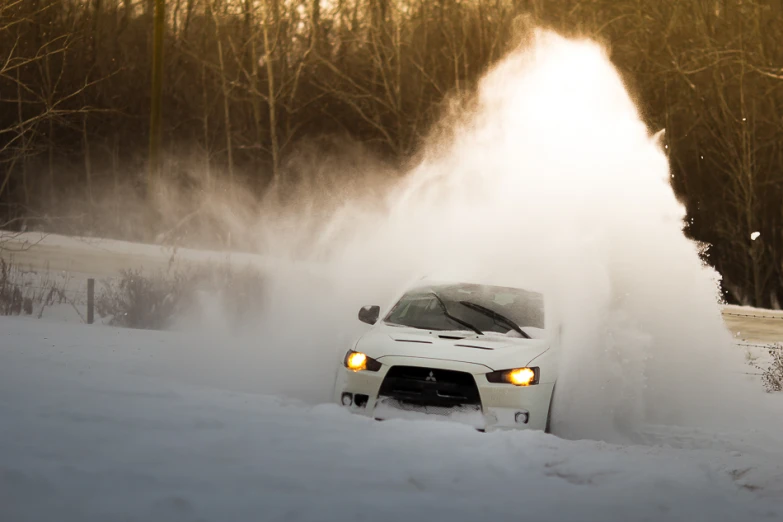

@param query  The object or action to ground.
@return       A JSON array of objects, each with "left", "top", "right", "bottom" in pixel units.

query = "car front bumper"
[{"left": 333, "top": 356, "right": 554, "bottom": 432}]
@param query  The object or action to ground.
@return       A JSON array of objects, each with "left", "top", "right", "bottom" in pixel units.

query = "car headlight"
[
  {"left": 486, "top": 367, "right": 539, "bottom": 386},
  {"left": 343, "top": 350, "right": 382, "bottom": 372}
]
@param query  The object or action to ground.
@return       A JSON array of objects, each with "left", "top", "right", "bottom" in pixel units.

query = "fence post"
[{"left": 87, "top": 278, "right": 94, "bottom": 324}]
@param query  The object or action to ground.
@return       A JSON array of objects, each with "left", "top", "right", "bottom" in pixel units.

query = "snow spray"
[{"left": 191, "top": 29, "right": 759, "bottom": 443}]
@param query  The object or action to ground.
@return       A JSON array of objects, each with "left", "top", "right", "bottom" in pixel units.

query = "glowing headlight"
[
  {"left": 346, "top": 352, "right": 367, "bottom": 371},
  {"left": 486, "top": 367, "right": 539, "bottom": 386},
  {"left": 508, "top": 368, "right": 536, "bottom": 386},
  {"left": 343, "top": 350, "right": 382, "bottom": 372}
]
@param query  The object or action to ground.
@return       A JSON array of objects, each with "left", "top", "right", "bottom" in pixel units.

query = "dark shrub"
[{"left": 96, "top": 263, "right": 265, "bottom": 330}]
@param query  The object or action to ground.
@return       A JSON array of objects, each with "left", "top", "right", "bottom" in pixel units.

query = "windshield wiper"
[
  {"left": 429, "top": 292, "right": 483, "bottom": 335},
  {"left": 458, "top": 300, "right": 530, "bottom": 339}
]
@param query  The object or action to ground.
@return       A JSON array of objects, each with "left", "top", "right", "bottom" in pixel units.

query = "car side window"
[{"left": 390, "top": 294, "right": 432, "bottom": 320}]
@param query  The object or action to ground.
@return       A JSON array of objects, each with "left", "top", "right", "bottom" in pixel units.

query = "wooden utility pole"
[{"left": 149, "top": 0, "right": 165, "bottom": 192}]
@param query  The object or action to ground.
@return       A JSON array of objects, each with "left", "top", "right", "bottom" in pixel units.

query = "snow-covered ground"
[
  {"left": 0, "top": 231, "right": 308, "bottom": 279},
  {"left": 1, "top": 316, "right": 783, "bottom": 522},
  {"left": 3, "top": 231, "right": 783, "bottom": 343}
]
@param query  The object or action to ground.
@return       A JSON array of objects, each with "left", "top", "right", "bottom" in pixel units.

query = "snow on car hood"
[{"left": 354, "top": 324, "right": 551, "bottom": 371}]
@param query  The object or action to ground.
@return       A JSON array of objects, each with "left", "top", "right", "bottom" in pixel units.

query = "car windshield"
[{"left": 383, "top": 283, "right": 545, "bottom": 335}]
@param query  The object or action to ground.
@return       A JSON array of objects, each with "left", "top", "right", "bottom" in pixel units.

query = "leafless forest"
[{"left": 1, "top": 0, "right": 783, "bottom": 308}]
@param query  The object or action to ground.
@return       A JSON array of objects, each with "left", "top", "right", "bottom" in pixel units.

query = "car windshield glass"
[{"left": 383, "top": 283, "right": 545, "bottom": 334}]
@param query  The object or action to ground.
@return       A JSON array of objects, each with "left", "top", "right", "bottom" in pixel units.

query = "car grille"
[{"left": 378, "top": 366, "right": 481, "bottom": 408}]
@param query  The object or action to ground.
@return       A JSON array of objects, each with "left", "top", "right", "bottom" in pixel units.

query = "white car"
[{"left": 333, "top": 280, "right": 559, "bottom": 432}]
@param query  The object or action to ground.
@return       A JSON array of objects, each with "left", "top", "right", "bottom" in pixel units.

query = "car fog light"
[
  {"left": 341, "top": 393, "right": 353, "bottom": 406},
  {"left": 515, "top": 411, "right": 529, "bottom": 424}
]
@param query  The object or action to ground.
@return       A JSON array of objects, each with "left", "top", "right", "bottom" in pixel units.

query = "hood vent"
[
  {"left": 438, "top": 335, "right": 465, "bottom": 340},
  {"left": 454, "top": 344, "right": 494, "bottom": 351},
  {"left": 394, "top": 339, "right": 433, "bottom": 344}
]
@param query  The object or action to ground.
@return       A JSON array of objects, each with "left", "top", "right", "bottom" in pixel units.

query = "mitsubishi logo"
[{"left": 425, "top": 371, "right": 437, "bottom": 382}]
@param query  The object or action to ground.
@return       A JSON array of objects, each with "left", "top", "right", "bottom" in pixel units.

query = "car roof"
[{"left": 408, "top": 278, "right": 543, "bottom": 296}]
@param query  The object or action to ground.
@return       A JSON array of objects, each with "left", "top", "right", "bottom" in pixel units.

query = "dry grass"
[
  {"left": 760, "top": 347, "right": 783, "bottom": 392},
  {"left": 95, "top": 262, "right": 265, "bottom": 330},
  {"left": 0, "top": 256, "right": 80, "bottom": 317}
]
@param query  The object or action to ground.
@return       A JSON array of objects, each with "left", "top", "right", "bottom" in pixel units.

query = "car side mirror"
[{"left": 358, "top": 305, "right": 380, "bottom": 325}]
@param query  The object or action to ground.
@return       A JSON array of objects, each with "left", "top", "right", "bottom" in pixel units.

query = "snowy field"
[
  {"left": 0, "top": 231, "right": 283, "bottom": 279},
  {"left": 3, "top": 231, "right": 783, "bottom": 344},
  {"left": 2, "top": 231, "right": 783, "bottom": 521},
  {"left": 2, "top": 316, "right": 783, "bottom": 522}
]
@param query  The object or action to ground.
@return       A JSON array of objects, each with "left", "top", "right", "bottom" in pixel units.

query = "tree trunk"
[
  {"left": 209, "top": 0, "right": 234, "bottom": 194},
  {"left": 112, "top": 132, "right": 120, "bottom": 231},
  {"left": 201, "top": 62, "right": 211, "bottom": 190},
  {"left": 245, "top": 0, "right": 263, "bottom": 162},
  {"left": 217, "top": 38, "right": 234, "bottom": 192},
  {"left": 312, "top": 0, "right": 321, "bottom": 47},
  {"left": 44, "top": 51, "right": 55, "bottom": 197},
  {"left": 123, "top": 0, "right": 133, "bottom": 22},
  {"left": 184, "top": 0, "right": 195, "bottom": 37},
  {"left": 262, "top": 0, "right": 279, "bottom": 185},
  {"left": 148, "top": 0, "right": 165, "bottom": 193},
  {"left": 16, "top": 67, "right": 28, "bottom": 206},
  {"left": 82, "top": 113, "right": 94, "bottom": 207},
  {"left": 92, "top": 0, "right": 102, "bottom": 67},
  {"left": 172, "top": 0, "right": 182, "bottom": 36}
]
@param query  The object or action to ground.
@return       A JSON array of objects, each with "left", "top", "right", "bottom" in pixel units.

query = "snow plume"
[{"left": 186, "top": 29, "right": 758, "bottom": 442}]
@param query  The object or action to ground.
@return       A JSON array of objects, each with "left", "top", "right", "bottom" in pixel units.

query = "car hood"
[{"left": 354, "top": 324, "right": 550, "bottom": 371}]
